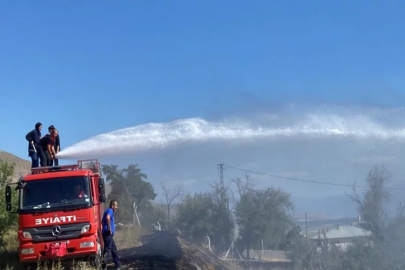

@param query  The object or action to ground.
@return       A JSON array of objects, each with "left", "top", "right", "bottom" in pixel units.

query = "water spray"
[{"left": 55, "top": 111, "right": 405, "bottom": 160}]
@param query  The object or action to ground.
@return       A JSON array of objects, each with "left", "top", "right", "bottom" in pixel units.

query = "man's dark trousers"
[
  {"left": 45, "top": 152, "right": 52, "bottom": 166},
  {"left": 101, "top": 233, "right": 120, "bottom": 269},
  {"left": 37, "top": 148, "right": 47, "bottom": 167},
  {"left": 29, "top": 152, "right": 39, "bottom": 168}
]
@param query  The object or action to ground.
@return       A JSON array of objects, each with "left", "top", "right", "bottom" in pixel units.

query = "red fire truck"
[{"left": 5, "top": 159, "right": 107, "bottom": 270}]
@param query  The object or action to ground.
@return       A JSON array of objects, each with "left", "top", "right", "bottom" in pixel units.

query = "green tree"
[
  {"left": 349, "top": 164, "right": 391, "bottom": 242},
  {"left": 0, "top": 159, "right": 14, "bottom": 188},
  {"left": 101, "top": 163, "right": 157, "bottom": 228},
  {"left": 209, "top": 181, "right": 235, "bottom": 253},
  {"left": 161, "top": 182, "right": 184, "bottom": 229},
  {"left": 0, "top": 159, "right": 18, "bottom": 252},
  {"left": 283, "top": 224, "right": 304, "bottom": 250},
  {"left": 383, "top": 203, "right": 405, "bottom": 266},
  {"left": 175, "top": 192, "right": 215, "bottom": 242},
  {"left": 174, "top": 181, "right": 235, "bottom": 253},
  {"left": 235, "top": 187, "right": 293, "bottom": 259}
]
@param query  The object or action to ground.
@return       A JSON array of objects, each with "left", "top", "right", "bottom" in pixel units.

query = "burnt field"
[
  {"left": 111, "top": 230, "right": 288, "bottom": 270},
  {"left": 117, "top": 230, "right": 231, "bottom": 270}
]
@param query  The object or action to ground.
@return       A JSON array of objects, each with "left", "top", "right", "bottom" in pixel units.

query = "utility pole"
[
  {"left": 217, "top": 164, "right": 225, "bottom": 188},
  {"left": 217, "top": 164, "right": 229, "bottom": 210},
  {"left": 305, "top": 212, "right": 308, "bottom": 239}
]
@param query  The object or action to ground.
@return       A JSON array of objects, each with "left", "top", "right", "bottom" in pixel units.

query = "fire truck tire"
[
  {"left": 89, "top": 238, "right": 102, "bottom": 269},
  {"left": 22, "top": 262, "right": 37, "bottom": 270}
]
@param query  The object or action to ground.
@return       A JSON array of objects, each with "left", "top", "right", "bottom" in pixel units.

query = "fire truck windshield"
[{"left": 20, "top": 176, "right": 92, "bottom": 211}]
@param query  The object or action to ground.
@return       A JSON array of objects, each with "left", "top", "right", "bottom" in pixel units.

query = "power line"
[{"left": 223, "top": 165, "right": 405, "bottom": 191}]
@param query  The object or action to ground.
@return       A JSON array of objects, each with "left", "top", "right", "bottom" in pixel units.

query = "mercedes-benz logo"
[{"left": 51, "top": 225, "right": 62, "bottom": 236}]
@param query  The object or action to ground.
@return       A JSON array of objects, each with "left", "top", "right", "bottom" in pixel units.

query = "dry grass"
[
  {"left": 36, "top": 260, "right": 95, "bottom": 270},
  {"left": 114, "top": 225, "right": 147, "bottom": 249},
  {"left": 29, "top": 260, "right": 95, "bottom": 270},
  {"left": 0, "top": 253, "right": 96, "bottom": 270},
  {"left": 4, "top": 229, "right": 19, "bottom": 251}
]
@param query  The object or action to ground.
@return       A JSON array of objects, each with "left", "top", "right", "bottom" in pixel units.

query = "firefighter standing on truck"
[
  {"left": 48, "top": 125, "right": 60, "bottom": 166},
  {"left": 25, "top": 122, "right": 42, "bottom": 168},
  {"left": 101, "top": 200, "right": 121, "bottom": 270},
  {"left": 49, "top": 129, "right": 58, "bottom": 166},
  {"left": 38, "top": 129, "right": 57, "bottom": 167}
]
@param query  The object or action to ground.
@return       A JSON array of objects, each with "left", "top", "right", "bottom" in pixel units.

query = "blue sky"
[{"left": 1, "top": 1, "right": 405, "bottom": 172}]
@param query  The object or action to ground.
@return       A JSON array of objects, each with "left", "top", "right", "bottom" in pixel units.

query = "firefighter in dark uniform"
[{"left": 48, "top": 125, "right": 61, "bottom": 166}]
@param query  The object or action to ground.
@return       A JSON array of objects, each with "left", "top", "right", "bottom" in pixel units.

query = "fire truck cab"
[{"left": 5, "top": 159, "right": 107, "bottom": 270}]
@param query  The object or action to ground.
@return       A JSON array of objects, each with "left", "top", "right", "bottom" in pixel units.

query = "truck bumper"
[{"left": 19, "top": 235, "right": 99, "bottom": 263}]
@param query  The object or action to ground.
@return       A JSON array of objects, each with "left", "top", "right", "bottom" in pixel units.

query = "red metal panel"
[{"left": 31, "top": 164, "right": 79, "bottom": 174}]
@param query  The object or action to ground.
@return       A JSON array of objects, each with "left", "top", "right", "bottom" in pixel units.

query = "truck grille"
[{"left": 24, "top": 222, "right": 90, "bottom": 243}]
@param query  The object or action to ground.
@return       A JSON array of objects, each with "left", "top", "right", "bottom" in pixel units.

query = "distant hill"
[
  {"left": 0, "top": 150, "right": 31, "bottom": 182},
  {"left": 292, "top": 192, "right": 405, "bottom": 220},
  {"left": 291, "top": 195, "right": 359, "bottom": 219}
]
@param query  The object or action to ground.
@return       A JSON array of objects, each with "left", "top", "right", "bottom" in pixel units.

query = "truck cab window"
[{"left": 20, "top": 176, "right": 92, "bottom": 210}]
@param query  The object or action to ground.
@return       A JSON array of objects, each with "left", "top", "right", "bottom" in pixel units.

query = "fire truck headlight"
[
  {"left": 81, "top": 224, "right": 90, "bottom": 234},
  {"left": 21, "top": 248, "right": 34, "bottom": 254},
  {"left": 22, "top": 231, "right": 32, "bottom": 239},
  {"left": 80, "top": 242, "right": 95, "bottom": 248}
]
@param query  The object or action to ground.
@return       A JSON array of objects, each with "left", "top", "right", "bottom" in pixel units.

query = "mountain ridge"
[
  {"left": 291, "top": 191, "right": 405, "bottom": 219},
  {"left": 0, "top": 149, "right": 31, "bottom": 182}
]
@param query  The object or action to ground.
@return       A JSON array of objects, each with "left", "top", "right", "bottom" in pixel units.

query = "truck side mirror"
[
  {"left": 98, "top": 178, "right": 106, "bottom": 203},
  {"left": 5, "top": 185, "right": 11, "bottom": 212}
]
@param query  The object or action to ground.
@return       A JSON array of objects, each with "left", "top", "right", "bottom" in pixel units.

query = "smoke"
[{"left": 56, "top": 106, "right": 405, "bottom": 160}]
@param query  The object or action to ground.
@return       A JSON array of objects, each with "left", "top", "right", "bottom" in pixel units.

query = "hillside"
[{"left": 0, "top": 150, "right": 31, "bottom": 182}]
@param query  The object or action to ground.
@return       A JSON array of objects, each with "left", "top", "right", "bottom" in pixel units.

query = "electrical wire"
[{"left": 223, "top": 165, "right": 405, "bottom": 191}]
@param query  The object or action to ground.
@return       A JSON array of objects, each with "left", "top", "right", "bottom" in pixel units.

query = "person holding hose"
[
  {"left": 48, "top": 125, "right": 60, "bottom": 166},
  {"left": 101, "top": 200, "right": 121, "bottom": 270},
  {"left": 54, "top": 128, "right": 60, "bottom": 165},
  {"left": 25, "top": 122, "right": 42, "bottom": 168},
  {"left": 38, "top": 129, "right": 57, "bottom": 167}
]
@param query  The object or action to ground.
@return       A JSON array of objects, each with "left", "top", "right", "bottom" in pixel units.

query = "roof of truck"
[
  {"left": 21, "top": 160, "right": 101, "bottom": 181},
  {"left": 23, "top": 168, "right": 94, "bottom": 181}
]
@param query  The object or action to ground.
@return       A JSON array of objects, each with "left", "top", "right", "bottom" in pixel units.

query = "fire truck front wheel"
[{"left": 88, "top": 238, "right": 102, "bottom": 269}]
